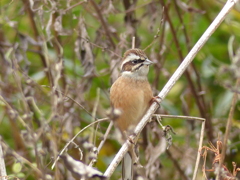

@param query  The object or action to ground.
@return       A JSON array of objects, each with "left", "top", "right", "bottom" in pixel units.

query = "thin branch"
[
  {"left": 0, "top": 137, "right": 7, "bottom": 180},
  {"left": 124, "top": 0, "right": 155, "bottom": 14},
  {"left": 21, "top": 0, "right": 54, "bottom": 86},
  {"left": 152, "top": 114, "right": 205, "bottom": 180},
  {"left": 91, "top": 88, "right": 101, "bottom": 145},
  {"left": 90, "top": 0, "right": 116, "bottom": 49},
  {"left": 1, "top": 141, "right": 43, "bottom": 177},
  {"left": 172, "top": 0, "right": 191, "bottom": 51},
  {"left": 159, "top": 0, "right": 214, "bottom": 141},
  {"left": 166, "top": 150, "right": 188, "bottom": 180},
  {"left": 153, "top": 114, "right": 205, "bottom": 122},
  {"left": 103, "top": 0, "right": 239, "bottom": 177},
  {"left": 173, "top": 0, "right": 208, "bottom": 113},
  {"left": 0, "top": 95, "right": 29, "bottom": 129},
  {"left": 64, "top": 0, "right": 86, "bottom": 12},
  {"left": 132, "top": 37, "right": 135, "bottom": 49},
  {"left": 42, "top": 85, "right": 94, "bottom": 119},
  {"left": 217, "top": 78, "right": 240, "bottom": 179},
  {"left": 97, "top": 121, "right": 114, "bottom": 153},
  {"left": 192, "top": 117, "right": 205, "bottom": 180},
  {"left": 89, "top": 121, "right": 114, "bottom": 167},
  {"left": 78, "top": 36, "right": 121, "bottom": 58},
  {"left": 51, "top": 118, "right": 109, "bottom": 169}
]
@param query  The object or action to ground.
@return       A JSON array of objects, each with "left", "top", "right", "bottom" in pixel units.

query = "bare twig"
[
  {"left": 173, "top": 0, "right": 208, "bottom": 118},
  {"left": 42, "top": 85, "right": 94, "bottom": 119},
  {"left": 192, "top": 117, "right": 205, "bottom": 180},
  {"left": 124, "top": 1, "right": 155, "bottom": 14},
  {"left": 91, "top": 88, "right": 101, "bottom": 145},
  {"left": 21, "top": 0, "right": 54, "bottom": 86},
  {"left": 103, "top": 0, "right": 239, "bottom": 177},
  {"left": 153, "top": 114, "right": 205, "bottom": 180},
  {"left": 90, "top": 0, "right": 116, "bottom": 49},
  {"left": 97, "top": 121, "right": 114, "bottom": 153},
  {"left": 159, "top": 0, "right": 214, "bottom": 141},
  {"left": 0, "top": 137, "right": 7, "bottom": 180},
  {"left": 1, "top": 141, "right": 43, "bottom": 177},
  {"left": 51, "top": 118, "right": 109, "bottom": 169},
  {"left": 0, "top": 95, "right": 28, "bottom": 129},
  {"left": 152, "top": 114, "right": 205, "bottom": 122},
  {"left": 78, "top": 36, "right": 121, "bottom": 57},
  {"left": 132, "top": 37, "right": 135, "bottom": 49},
  {"left": 143, "top": 28, "right": 161, "bottom": 51},
  {"left": 217, "top": 77, "right": 240, "bottom": 180},
  {"left": 64, "top": 0, "right": 86, "bottom": 12},
  {"left": 89, "top": 121, "right": 114, "bottom": 167},
  {"left": 166, "top": 150, "right": 188, "bottom": 180}
]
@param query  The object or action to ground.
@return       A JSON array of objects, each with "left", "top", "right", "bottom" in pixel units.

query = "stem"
[{"left": 103, "top": 0, "right": 239, "bottom": 177}]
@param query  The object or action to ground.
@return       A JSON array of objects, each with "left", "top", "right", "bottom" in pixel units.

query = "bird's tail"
[{"left": 122, "top": 152, "right": 133, "bottom": 180}]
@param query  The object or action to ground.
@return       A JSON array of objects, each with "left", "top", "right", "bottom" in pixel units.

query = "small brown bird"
[{"left": 110, "top": 49, "right": 154, "bottom": 180}]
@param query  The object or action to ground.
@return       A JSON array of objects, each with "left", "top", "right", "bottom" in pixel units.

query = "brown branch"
[
  {"left": 51, "top": 12, "right": 67, "bottom": 91},
  {"left": 173, "top": 0, "right": 210, "bottom": 127},
  {"left": 79, "top": 36, "right": 121, "bottom": 58},
  {"left": 21, "top": 0, "right": 54, "bottom": 87},
  {"left": 51, "top": 118, "right": 109, "bottom": 169},
  {"left": 153, "top": 6, "right": 166, "bottom": 90},
  {"left": 172, "top": 0, "right": 191, "bottom": 51},
  {"left": 123, "top": 0, "right": 140, "bottom": 47},
  {"left": 1, "top": 140, "right": 43, "bottom": 177},
  {"left": 0, "top": 137, "right": 7, "bottom": 179},
  {"left": 104, "top": 0, "right": 239, "bottom": 177},
  {"left": 159, "top": 0, "right": 214, "bottom": 141},
  {"left": 166, "top": 150, "right": 188, "bottom": 180},
  {"left": 64, "top": 0, "right": 86, "bottom": 12},
  {"left": 90, "top": 0, "right": 116, "bottom": 49},
  {"left": 217, "top": 78, "right": 240, "bottom": 179}
]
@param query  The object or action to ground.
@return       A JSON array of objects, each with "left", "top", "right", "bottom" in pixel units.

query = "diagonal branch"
[
  {"left": 217, "top": 77, "right": 240, "bottom": 179},
  {"left": 21, "top": 0, "right": 54, "bottom": 87},
  {"left": 103, "top": 0, "right": 239, "bottom": 178},
  {"left": 0, "top": 137, "right": 7, "bottom": 180},
  {"left": 159, "top": 0, "right": 214, "bottom": 141},
  {"left": 90, "top": 0, "right": 116, "bottom": 49}
]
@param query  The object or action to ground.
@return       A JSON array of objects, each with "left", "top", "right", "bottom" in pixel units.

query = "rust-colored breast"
[{"left": 110, "top": 76, "right": 153, "bottom": 135}]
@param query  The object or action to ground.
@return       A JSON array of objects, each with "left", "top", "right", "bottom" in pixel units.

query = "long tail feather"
[{"left": 122, "top": 152, "right": 133, "bottom": 180}]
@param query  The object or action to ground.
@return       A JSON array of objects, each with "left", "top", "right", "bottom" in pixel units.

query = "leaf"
[{"left": 12, "top": 162, "right": 22, "bottom": 173}]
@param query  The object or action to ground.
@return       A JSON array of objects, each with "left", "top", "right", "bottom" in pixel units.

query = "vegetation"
[{"left": 0, "top": 0, "right": 239, "bottom": 179}]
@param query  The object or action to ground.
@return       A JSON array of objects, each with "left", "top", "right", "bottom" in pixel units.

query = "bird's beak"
[{"left": 143, "top": 59, "right": 153, "bottom": 65}]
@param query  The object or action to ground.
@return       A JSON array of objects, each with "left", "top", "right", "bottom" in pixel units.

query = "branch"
[
  {"left": 0, "top": 137, "right": 7, "bottom": 180},
  {"left": 21, "top": 0, "right": 54, "bottom": 86},
  {"left": 103, "top": 0, "right": 239, "bottom": 178},
  {"left": 90, "top": 0, "right": 116, "bottom": 49},
  {"left": 160, "top": 0, "right": 214, "bottom": 141},
  {"left": 1, "top": 141, "right": 43, "bottom": 177},
  {"left": 217, "top": 77, "right": 240, "bottom": 179},
  {"left": 51, "top": 118, "right": 109, "bottom": 169}
]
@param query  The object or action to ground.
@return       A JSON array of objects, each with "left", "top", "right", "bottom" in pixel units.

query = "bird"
[{"left": 110, "top": 48, "right": 154, "bottom": 180}]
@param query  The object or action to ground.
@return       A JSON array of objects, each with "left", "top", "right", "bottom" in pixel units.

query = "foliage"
[{"left": 0, "top": 0, "right": 240, "bottom": 179}]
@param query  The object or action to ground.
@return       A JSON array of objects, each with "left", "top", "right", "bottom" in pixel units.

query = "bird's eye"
[
  {"left": 132, "top": 59, "right": 139, "bottom": 64},
  {"left": 131, "top": 59, "right": 145, "bottom": 64}
]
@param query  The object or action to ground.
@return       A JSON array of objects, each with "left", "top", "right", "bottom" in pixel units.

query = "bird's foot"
[{"left": 150, "top": 96, "right": 161, "bottom": 106}]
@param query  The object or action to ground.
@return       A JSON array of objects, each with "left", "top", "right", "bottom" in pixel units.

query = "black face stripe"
[
  {"left": 122, "top": 60, "right": 145, "bottom": 72},
  {"left": 134, "top": 64, "right": 144, "bottom": 71},
  {"left": 131, "top": 59, "right": 145, "bottom": 64}
]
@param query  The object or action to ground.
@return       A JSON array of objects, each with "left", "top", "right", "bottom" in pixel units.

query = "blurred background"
[{"left": 0, "top": 0, "right": 240, "bottom": 179}]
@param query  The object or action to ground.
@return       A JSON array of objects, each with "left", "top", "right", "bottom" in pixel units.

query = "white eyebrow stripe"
[{"left": 121, "top": 53, "right": 140, "bottom": 70}]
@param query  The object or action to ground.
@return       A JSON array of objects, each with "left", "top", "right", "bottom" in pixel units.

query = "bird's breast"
[{"left": 110, "top": 76, "right": 153, "bottom": 134}]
